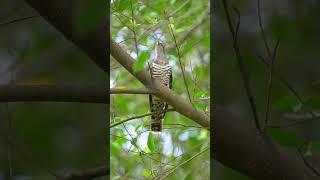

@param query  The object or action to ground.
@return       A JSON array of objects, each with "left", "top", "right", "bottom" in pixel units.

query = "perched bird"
[{"left": 149, "top": 41, "right": 172, "bottom": 132}]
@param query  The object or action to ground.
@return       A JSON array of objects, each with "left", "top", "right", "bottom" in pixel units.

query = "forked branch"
[{"left": 222, "top": 0, "right": 261, "bottom": 132}]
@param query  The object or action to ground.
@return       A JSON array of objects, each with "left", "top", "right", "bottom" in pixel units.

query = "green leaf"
[
  {"left": 147, "top": 132, "right": 155, "bottom": 152},
  {"left": 168, "top": 23, "right": 175, "bottom": 31},
  {"left": 145, "top": 16, "right": 154, "bottom": 24},
  {"left": 194, "top": 101, "right": 205, "bottom": 109},
  {"left": 306, "top": 96, "right": 320, "bottom": 109},
  {"left": 73, "top": 1, "right": 105, "bottom": 34},
  {"left": 141, "top": 169, "right": 151, "bottom": 177},
  {"left": 175, "top": 28, "right": 186, "bottom": 33},
  {"left": 169, "top": 17, "right": 174, "bottom": 24},
  {"left": 198, "top": 130, "right": 208, "bottom": 139},
  {"left": 117, "top": 0, "right": 130, "bottom": 10},
  {"left": 183, "top": 172, "right": 193, "bottom": 180},
  {"left": 273, "top": 95, "right": 300, "bottom": 112},
  {"left": 266, "top": 128, "right": 304, "bottom": 147},
  {"left": 135, "top": 122, "right": 143, "bottom": 131},
  {"left": 309, "top": 142, "right": 320, "bottom": 151},
  {"left": 133, "top": 51, "right": 150, "bottom": 72},
  {"left": 195, "top": 90, "right": 204, "bottom": 98}
]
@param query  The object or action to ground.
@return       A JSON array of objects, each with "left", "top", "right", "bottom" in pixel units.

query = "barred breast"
[{"left": 151, "top": 63, "right": 172, "bottom": 87}]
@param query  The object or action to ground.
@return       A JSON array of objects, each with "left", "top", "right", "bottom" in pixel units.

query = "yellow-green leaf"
[{"left": 147, "top": 132, "right": 155, "bottom": 152}]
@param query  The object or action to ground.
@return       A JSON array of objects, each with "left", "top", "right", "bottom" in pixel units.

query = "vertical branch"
[
  {"left": 263, "top": 38, "right": 280, "bottom": 132},
  {"left": 222, "top": 0, "right": 261, "bottom": 132},
  {"left": 297, "top": 147, "right": 320, "bottom": 176},
  {"left": 257, "top": 0, "right": 271, "bottom": 58},
  {"left": 255, "top": 54, "right": 318, "bottom": 127},
  {"left": 130, "top": 0, "right": 139, "bottom": 56},
  {"left": 166, "top": 13, "right": 193, "bottom": 104},
  {"left": 6, "top": 63, "right": 15, "bottom": 178},
  {"left": 129, "top": 0, "right": 153, "bottom": 87},
  {"left": 232, "top": 7, "right": 240, "bottom": 42},
  {"left": 256, "top": 0, "right": 317, "bottom": 129},
  {"left": 5, "top": 102, "right": 13, "bottom": 178}
]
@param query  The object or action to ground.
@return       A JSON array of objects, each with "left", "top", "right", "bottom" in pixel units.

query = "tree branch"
[
  {"left": 110, "top": 88, "right": 157, "bottom": 95},
  {"left": 59, "top": 165, "right": 108, "bottom": 180},
  {"left": 263, "top": 38, "right": 280, "bottom": 132},
  {"left": 0, "top": 15, "right": 40, "bottom": 27},
  {"left": 110, "top": 108, "right": 175, "bottom": 128},
  {"left": 166, "top": 9, "right": 209, "bottom": 51},
  {"left": 24, "top": 0, "right": 107, "bottom": 73},
  {"left": 159, "top": 146, "right": 209, "bottom": 180},
  {"left": 0, "top": 85, "right": 107, "bottom": 103},
  {"left": 222, "top": 0, "right": 261, "bottom": 132},
  {"left": 110, "top": 40, "right": 209, "bottom": 128},
  {"left": 166, "top": 12, "right": 192, "bottom": 104},
  {"left": 213, "top": 104, "right": 317, "bottom": 179}
]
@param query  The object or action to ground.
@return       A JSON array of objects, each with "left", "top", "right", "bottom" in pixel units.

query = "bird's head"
[{"left": 154, "top": 41, "right": 167, "bottom": 64}]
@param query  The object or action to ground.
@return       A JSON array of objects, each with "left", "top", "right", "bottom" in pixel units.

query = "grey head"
[{"left": 153, "top": 41, "right": 168, "bottom": 65}]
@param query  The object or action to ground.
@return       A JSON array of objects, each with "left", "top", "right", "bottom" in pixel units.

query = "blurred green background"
[
  {"left": 214, "top": 0, "right": 320, "bottom": 179},
  {"left": 110, "top": 0, "right": 210, "bottom": 179},
  {"left": 0, "top": 0, "right": 106, "bottom": 179}
]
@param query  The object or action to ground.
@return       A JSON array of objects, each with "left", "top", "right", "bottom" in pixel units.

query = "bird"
[{"left": 149, "top": 41, "right": 172, "bottom": 132}]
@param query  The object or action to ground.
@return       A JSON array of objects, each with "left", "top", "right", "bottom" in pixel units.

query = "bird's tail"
[{"left": 151, "top": 119, "right": 162, "bottom": 132}]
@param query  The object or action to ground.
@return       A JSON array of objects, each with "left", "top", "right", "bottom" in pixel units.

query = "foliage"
[
  {"left": 0, "top": 1, "right": 106, "bottom": 179},
  {"left": 215, "top": 0, "right": 320, "bottom": 179},
  {"left": 110, "top": 0, "right": 210, "bottom": 179}
]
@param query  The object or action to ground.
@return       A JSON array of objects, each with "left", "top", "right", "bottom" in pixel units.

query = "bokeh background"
[
  {"left": 0, "top": 0, "right": 106, "bottom": 179},
  {"left": 214, "top": 0, "right": 320, "bottom": 179}
]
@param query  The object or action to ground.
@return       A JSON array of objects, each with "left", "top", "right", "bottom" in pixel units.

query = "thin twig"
[
  {"left": 256, "top": 0, "right": 278, "bottom": 132},
  {"left": 5, "top": 57, "right": 15, "bottom": 178},
  {"left": 141, "top": 0, "right": 194, "bottom": 40},
  {"left": 121, "top": 124, "right": 156, "bottom": 167},
  {"left": 130, "top": 0, "right": 139, "bottom": 56},
  {"left": 168, "top": 0, "right": 192, "bottom": 17},
  {"left": 297, "top": 147, "right": 320, "bottom": 176},
  {"left": 263, "top": 38, "right": 280, "bottom": 132},
  {"left": 5, "top": 102, "right": 13, "bottom": 178},
  {"left": 0, "top": 126, "right": 58, "bottom": 178},
  {"left": 110, "top": 108, "right": 175, "bottom": 128},
  {"left": 158, "top": 146, "right": 209, "bottom": 180},
  {"left": 232, "top": 7, "right": 240, "bottom": 41},
  {"left": 122, "top": 123, "right": 135, "bottom": 152},
  {"left": 0, "top": 85, "right": 107, "bottom": 103},
  {"left": 163, "top": 123, "right": 207, "bottom": 129},
  {"left": 222, "top": 0, "right": 261, "bottom": 132},
  {"left": 255, "top": 54, "right": 318, "bottom": 127},
  {"left": 112, "top": 12, "right": 133, "bottom": 31},
  {"left": 166, "top": 13, "right": 192, "bottom": 104},
  {"left": 166, "top": 9, "right": 209, "bottom": 51},
  {"left": 0, "top": 15, "right": 39, "bottom": 27},
  {"left": 257, "top": 0, "right": 271, "bottom": 58}
]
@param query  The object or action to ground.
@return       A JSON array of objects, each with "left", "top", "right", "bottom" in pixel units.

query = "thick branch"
[
  {"left": 110, "top": 88, "right": 157, "bottom": 95},
  {"left": 213, "top": 105, "right": 316, "bottom": 179},
  {"left": 0, "top": 85, "right": 107, "bottom": 103},
  {"left": 24, "top": 0, "right": 107, "bottom": 73},
  {"left": 59, "top": 165, "right": 108, "bottom": 180},
  {"left": 110, "top": 40, "right": 209, "bottom": 128}
]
